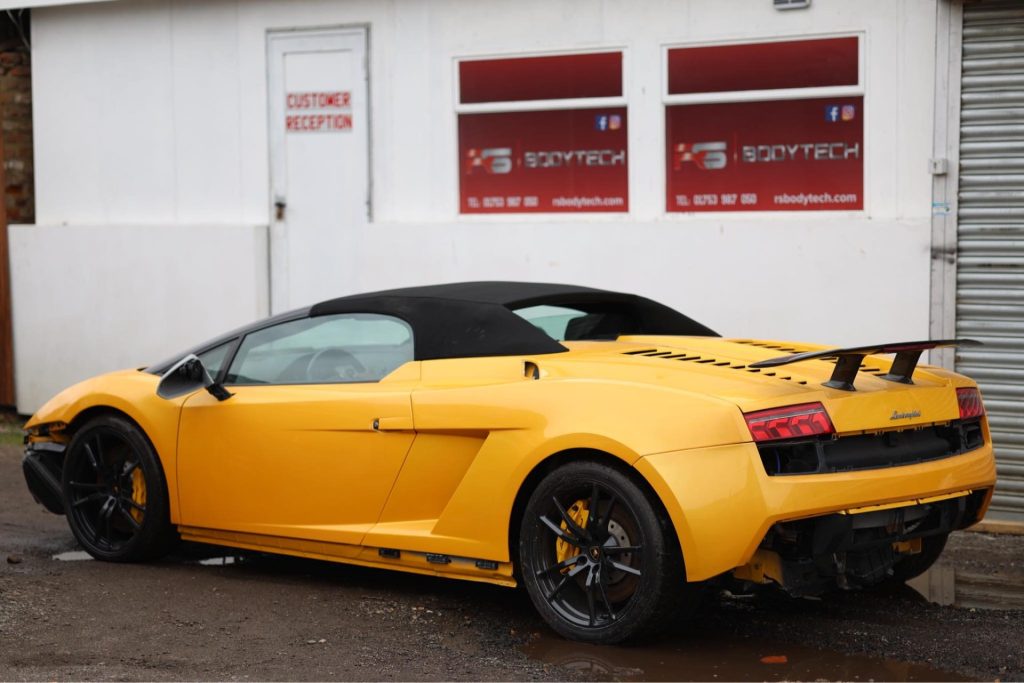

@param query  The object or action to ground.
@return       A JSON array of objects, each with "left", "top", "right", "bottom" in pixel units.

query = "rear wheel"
[
  {"left": 62, "top": 415, "right": 175, "bottom": 562},
  {"left": 518, "top": 461, "right": 694, "bottom": 643},
  {"left": 889, "top": 533, "right": 950, "bottom": 583}
]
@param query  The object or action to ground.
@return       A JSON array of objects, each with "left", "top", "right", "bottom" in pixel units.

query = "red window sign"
[
  {"left": 666, "top": 97, "right": 863, "bottom": 212},
  {"left": 285, "top": 90, "right": 353, "bottom": 133},
  {"left": 459, "top": 53, "right": 622, "bottom": 104},
  {"left": 667, "top": 38, "right": 858, "bottom": 95},
  {"left": 459, "top": 108, "right": 628, "bottom": 213}
]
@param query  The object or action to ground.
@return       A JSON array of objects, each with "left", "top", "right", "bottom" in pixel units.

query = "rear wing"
[{"left": 748, "top": 339, "right": 981, "bottom": 391}]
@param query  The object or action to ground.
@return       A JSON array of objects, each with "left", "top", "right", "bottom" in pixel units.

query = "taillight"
[
  {"left": 744, "top": 402, "right": 835, "bottom": 443},
  {"left": 957, "top": 387, "right": 984, "bottom": 420}
]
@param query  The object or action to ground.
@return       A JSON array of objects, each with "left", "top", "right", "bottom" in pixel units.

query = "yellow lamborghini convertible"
[{"left": 22, "top": 282, "right": 996, "bottom": 643}]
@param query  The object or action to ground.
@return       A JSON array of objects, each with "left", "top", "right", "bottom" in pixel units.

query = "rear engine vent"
[
  {"left": 622, "top": 348, "right": 809, "bottom": 385},
  {"left": 758, "top": 418, "right": 985, "bottom": 476},
  {"left": 731, "top": 340, "right": 803, "bottom": 354}
]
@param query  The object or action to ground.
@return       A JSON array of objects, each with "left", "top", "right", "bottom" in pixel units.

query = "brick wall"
[
  {"left": 1, "top": 26, "right": 33, "bottom": 225},
  {"left": 0, "top": 13, "right": 31, "bottom": 407}
]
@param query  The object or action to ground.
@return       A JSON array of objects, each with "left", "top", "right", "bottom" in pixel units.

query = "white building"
[{"left": 2, "top": 0, "right": 1022, "bottom": 521}]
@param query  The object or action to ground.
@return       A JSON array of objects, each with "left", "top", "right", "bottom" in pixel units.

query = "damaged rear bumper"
[
  {"left": 635, "top": 440, "right": 997, "bottom": 583},
  {"left": 22, "top": 441, "right": 67, "bottom": 515},
  {"left": 734, "top": 489, "right": 988, "bottom": 593}
]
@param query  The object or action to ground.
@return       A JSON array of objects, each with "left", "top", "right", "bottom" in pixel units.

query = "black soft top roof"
[
  {"left": 309, "top": 281, "right": 717, "bottom": 360},
  {"left": 149, "top": 281, "right": 716, "bottom": 373},
  {"left": 316, "top": 281, "right": 645, "bottom": 307}
]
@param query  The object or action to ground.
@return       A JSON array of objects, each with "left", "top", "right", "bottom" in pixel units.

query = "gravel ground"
[{"left": 1, "top": 433, "right": 1023, "bottom": 681}]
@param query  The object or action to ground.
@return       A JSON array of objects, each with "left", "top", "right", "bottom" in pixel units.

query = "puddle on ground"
[
  {"left": 51, "top": 550, "right": 94, "bottom": 561},
  {"left": 523, "top": 633, "right": 964, "bottom": 682},
  {"left": 908, "top": 563, "right": 1024, "bottom": 610}
]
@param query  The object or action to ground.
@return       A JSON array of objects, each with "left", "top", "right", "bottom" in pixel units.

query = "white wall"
[
  {"left": 33, "top": 0, "right": 939, "bottom": 225},
  {"left": 9, "top": 225, "right": 268, "bottom": 411},
  {"left": 15, "top": 0, "right": 941, "bottom": 410}
]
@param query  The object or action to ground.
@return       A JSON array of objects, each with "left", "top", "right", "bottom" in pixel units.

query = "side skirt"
[{"left": 177, "top": 525, "right": 517, "bottom": 587}]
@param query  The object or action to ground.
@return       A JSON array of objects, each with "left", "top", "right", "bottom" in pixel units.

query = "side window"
[
  {"left": 514, "top": 304, "right": 642, "bottom": 341},
  {"left": 514, "top": 305, "right": 588, "bottom": 341},
  {"left": 196, "top": 340, "right": 235, "bottom": 380},
  {"left": 225, "top": 314, "right": 414, "bottom": 385}
]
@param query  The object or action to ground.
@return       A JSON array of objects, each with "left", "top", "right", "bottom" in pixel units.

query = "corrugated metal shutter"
[{"left": 957, "top": 0, "right": 1024, "bottom": 522}]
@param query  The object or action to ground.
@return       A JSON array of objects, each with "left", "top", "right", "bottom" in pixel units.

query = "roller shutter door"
[{"left": 956, "top": 0, "right": 1024, "bottom": 522}]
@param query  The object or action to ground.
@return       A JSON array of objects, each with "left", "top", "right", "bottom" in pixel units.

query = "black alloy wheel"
[
  {"left": 62, "top": 415, "right": 175, "bottom": 562},
  {"left": 519, "top": 461, "right": 695, "bottom": 643}
]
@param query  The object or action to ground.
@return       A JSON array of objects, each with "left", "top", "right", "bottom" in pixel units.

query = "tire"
[
  {"left": 518, "top": 460, "right": 694, "bottom": 644},
  {"left": 61, "top": 415, "right": 176, "bottom": 562},
  {"left": 889, "top": 533, "right": 950, "bottom": 583}
]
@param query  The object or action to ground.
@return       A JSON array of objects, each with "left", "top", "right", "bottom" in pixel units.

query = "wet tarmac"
[
  {"left": 44, "top": 548, "right": 1024, "bottom": 681},
  {"left": 522, "top": 632, "right": 966, "bottom": 682},
  {"left": 517, "top": 565, "right": 1024, "bottom": 683},
  {"left": 44, "top": 552, "right": 1013, "bottom": 682},
  {"left": 520, "top": 557, "right": 1024, "bottom": 682}
]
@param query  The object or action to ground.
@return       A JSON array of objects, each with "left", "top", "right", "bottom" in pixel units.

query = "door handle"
[
  {"left": 372, "top": 416, "right": 414, "bottom": 432},
  {"left": 274, "top": 196, "right": 287, "bottom": 221}
]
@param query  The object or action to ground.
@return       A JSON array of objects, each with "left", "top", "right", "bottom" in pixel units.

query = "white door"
[{"left": 268, "top": 28, "right": 369, "bottom": 313}]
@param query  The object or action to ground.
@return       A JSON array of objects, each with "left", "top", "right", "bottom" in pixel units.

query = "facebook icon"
[
  {"left": 825, "top": 105, "right": 841, "bottom": 123},
  {"left": 595, "top": 114, "right": 609, "bottom": 131}
]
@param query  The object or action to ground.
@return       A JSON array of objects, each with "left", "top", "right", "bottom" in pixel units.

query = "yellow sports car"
[{"left": 21, "top": 282, "right": 996, "bottom": 643}]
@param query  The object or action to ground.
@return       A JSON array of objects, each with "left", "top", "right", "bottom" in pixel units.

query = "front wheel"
[
  {"left": 518, "top": 461, "right": 694, "bottom": 643},
  {"left": 61, "top": 415, "right": 175, "bottom": 562}
]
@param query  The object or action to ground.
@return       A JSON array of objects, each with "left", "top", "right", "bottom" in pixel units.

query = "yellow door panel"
[{"left": 177, "top": 383, "right": 415, "bottom": 547}]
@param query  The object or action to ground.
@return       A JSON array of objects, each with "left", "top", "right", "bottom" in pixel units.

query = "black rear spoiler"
[{"left": 748, "top": 339, "right": 981, "bottom": 391}]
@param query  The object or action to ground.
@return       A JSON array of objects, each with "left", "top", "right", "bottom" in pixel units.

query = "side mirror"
[{"left": 156, "top": 354, "right": 233, "bottom": 401}]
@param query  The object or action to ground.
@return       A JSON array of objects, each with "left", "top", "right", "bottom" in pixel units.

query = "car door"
[{"left": 175, "top": 313, "right": 418, "bottom": 550}]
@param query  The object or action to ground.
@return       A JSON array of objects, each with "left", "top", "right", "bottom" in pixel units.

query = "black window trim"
[{"left": 199, "top": 337, "right": 242, "bottom": 386}]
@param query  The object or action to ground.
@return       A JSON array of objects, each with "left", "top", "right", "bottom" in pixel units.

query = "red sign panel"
[
  {"left": 666, "top": 97, "right": 863, "bottom": 212},
  {"left": 459, "top": 108, "right": 628, "bottom": 213},
  {"left": 667, "top": 38, "right": 858, "bottom": 95},
  {"left": 459, "top": 52, "right": 622, "bottom": 104}
]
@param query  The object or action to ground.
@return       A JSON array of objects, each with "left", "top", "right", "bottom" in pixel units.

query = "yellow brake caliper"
[
  {"left": 555, "top": 499, "right": 590, "bottom": 571},
  {"left": 130, "top": 467, "right": 147, "bottom": 524}
]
